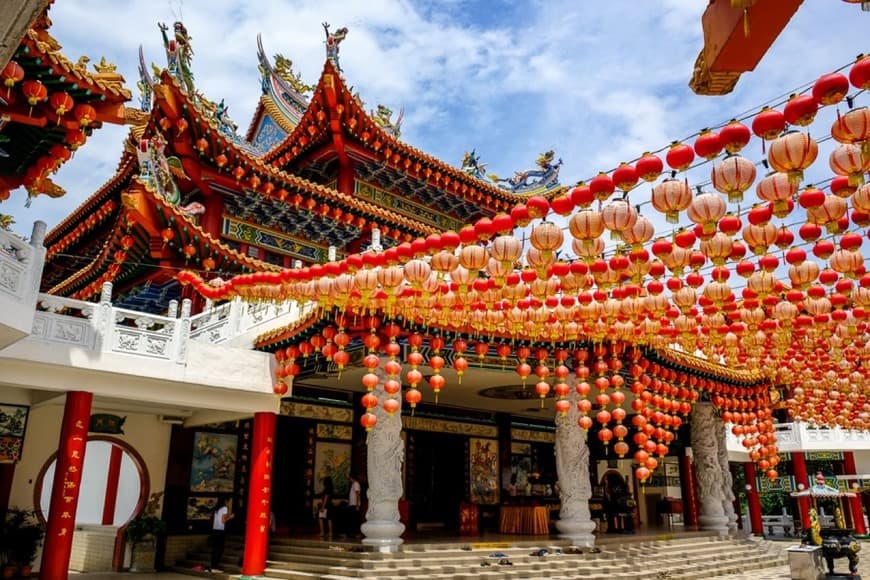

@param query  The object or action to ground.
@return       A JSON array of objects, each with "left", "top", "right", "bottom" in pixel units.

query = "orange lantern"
[
  {"left": 829, "top": 143, "right": 869, "bottom": 187},
  {"left": 687, "top": 192, "right": 726, "bottom": 235},
  {"left": 568, "top": 209, "right": 605, "bottom": 252},
  {"left": 767, "top": 131, "right": 818, "bottom": 185},
  {"left": 651, "top": 178, "right": 692, "bottom": 224},
  {"left": 711, "top": 154, "right": 757, "bottom": 203},
  {"left": 601, "top": 199, "right": 638, "bottom": 241},
  {"left": 755, "top": 172, "right": 797, "bottom": 217},
  {"left": 529, "top": 221, "right": 563, "bottom": 260}
]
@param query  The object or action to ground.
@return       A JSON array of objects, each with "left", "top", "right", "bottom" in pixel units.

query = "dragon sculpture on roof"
[
  {"left": 461, "top": 149, "right": 563, "bottom": 195},
  {"left": 323, "top": 22, "right": 348, "bottom": 72},
  {"left": 371, "top": 104, "right": 404, "bottom": 138}
]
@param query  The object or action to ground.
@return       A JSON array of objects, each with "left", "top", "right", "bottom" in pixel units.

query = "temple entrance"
[
  {"left": 272, "top": 416, "right": 311, "bottom": 533},
  {"left": 406, "top": 430, "right": 465, "bottom": 532}
]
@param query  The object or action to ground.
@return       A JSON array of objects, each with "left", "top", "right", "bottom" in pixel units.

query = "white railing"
[
  {"left": 0, "top": 222, "right": 47, "bottom": 349},
  {"left": 727, "top": 421, "right": 870, "bottom": 455},
  {"left": 28, "top": 282, "right": 305, "bottom": 364},
  {"left": 189, "top": 297, "right": 302, "bottom": 346},
  {"left": 0, "top": 221, "right": 45, "bottom": 302}
]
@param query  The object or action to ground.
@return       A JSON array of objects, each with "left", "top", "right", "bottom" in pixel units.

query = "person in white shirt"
[
  {"left": 209, "top": 497, "right": 234, "bottom": 573},
  {"left": 348, "top": 475, "right": 362, "bottom": 536}
]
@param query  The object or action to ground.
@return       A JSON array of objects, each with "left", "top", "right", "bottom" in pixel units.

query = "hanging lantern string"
[{"left": 569, "top": 53, "right": 866, "bottom": 185}]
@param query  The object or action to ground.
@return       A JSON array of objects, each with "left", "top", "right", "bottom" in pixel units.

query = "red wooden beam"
[{"left": 702, "top": 0, "right": 804, "bottom": 73}]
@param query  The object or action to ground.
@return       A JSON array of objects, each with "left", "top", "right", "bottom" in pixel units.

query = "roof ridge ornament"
[
  {"left": 486, "top": 150, "right": 563, "bottom": 194},
  {"left": 371, "top": 104, "right": 403, "bottom": 138},
  {"left": 322, "top": 22, "right": 348, "bottom": 72},
  {"left": 159, "top": 21, "right": 195, "bottom": 94},
  {"left": 272, "top": 54, "right": 315, "bottom": 95}
]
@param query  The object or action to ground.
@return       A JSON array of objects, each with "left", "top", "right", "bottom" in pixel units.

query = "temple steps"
[{"left": 172, "top": 532, "right": 788, "bottom": 579}]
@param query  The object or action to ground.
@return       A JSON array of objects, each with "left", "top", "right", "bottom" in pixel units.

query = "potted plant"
[
  {"left": 1, "top": 507, "right": 44, "bottom": 578},
  {"left": 124, "top": 492, "right": 167, "bottom": 572}
]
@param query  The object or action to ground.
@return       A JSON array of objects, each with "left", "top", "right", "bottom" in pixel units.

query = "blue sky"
[{"left": 4, "top": 1, "right": 869, "bottom": 237}]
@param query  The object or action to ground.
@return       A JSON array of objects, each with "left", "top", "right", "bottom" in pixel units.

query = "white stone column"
[
  {"left": 690, "top": 403, "right": 729, "bottom": 535},
  {"left": 715, "top": 413, "right": 739, "bottom": 533},
  {"left": 361, "top": 369, "right": 405, "bottom": 552},
  {"left": 555, "top": 388, "right": 597, "bottom": 547}
]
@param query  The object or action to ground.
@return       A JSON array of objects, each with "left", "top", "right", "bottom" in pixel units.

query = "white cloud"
[{"left": 4, "top": 0, "right": 869, "bottom": 240}]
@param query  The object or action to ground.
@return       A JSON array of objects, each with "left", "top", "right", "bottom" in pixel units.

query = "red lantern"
[
  {"left": 719, "top": 120, "right": 751, "bottom": 154},
  {"left": 752, "top": 106, "right": 785, "bottom": 140},
  {"left": 636, "top": 152, "right": 663, "bottom": 182},
  {"left": 589, "top": 172, "right": 615, "bottom": 201},
  {"left": 21, "top": 79, "right": 47, "bottom": 111},
  {"left": 612, "top": 162, "right": 639, "bottom": 192},
  {"left": 665, "top": 141, "right": 695, "bottom": 172},
  {"left": 360, "top": 412, "right": 378, "bottom": 431},
  {"left": 693, "top": 129, "right": 723, "bottom": 160},
  {"left": 849, "top": 54, "right": 870, "bottom": 90},
  {"left": 50, "top": 91, "right": 75, "bottom": 122},
  {"left": 1, "top": 60, "right": 24, "bottom": 97},
  {"left": 813, "top": 72, "right": 849, "bottom": 105},
  {"left": 783, "top": 94, "right": 818, "bottom": 127},
  {"left": 73, "top": 103, "right": 97, "bottom": 127}
]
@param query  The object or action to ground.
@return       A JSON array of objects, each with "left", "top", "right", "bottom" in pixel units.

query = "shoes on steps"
[{"left": 498, "top": 558, "right": 513, "bottom": 566}]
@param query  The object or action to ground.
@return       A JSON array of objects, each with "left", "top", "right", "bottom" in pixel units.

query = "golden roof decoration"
[{"left": 23, "top": 29, "right": 131, "bottom": 99}]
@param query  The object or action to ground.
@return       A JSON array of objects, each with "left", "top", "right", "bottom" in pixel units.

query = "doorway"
[{"left": 407, "top": 431, "right": 465, "bottom": 531}]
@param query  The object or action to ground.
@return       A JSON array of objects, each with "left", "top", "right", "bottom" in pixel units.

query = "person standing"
[
  {"left": 318, "top": 476, "right": 335, "bottom": 539},
  {"left": 348, "top": 474, "right": 362, "bottom": 535},
  {"left": 209, "top": 497, "right": 234, "bottom": 573}
]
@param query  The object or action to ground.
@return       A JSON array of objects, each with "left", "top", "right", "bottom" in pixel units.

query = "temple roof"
[
  {"left": 151, "top": 69, "right": 444, "bottom": 248},
  {"left": 0, "top": 10, "right": 131, "bottom": 202},
  {"left": 263, "top": 60, "right": 564, "bottom": 217}
]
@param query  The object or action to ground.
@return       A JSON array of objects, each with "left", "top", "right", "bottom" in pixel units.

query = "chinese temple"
[{"left": 3, "top": 2, "right": 870, "bottom": 579}]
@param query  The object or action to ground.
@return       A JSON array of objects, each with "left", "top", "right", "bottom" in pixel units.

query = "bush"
[
  {"left": 124, "top": 492, "right": 167, "bottom": 545},
  {"left": 1, "top": 507, "right": 45, "bottom": 566}
]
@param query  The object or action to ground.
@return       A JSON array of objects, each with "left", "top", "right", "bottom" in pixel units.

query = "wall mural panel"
[
  {"left": 189, "top": 432, "right": 238, "bottom": 493},
  {"left": 314, "top": 440, "right": 351, "bottom": 497},
  {"left": 469, "top": 438, "right": 499, "bottom": 505},
  {"left": 0, "top": 404, "right": 29, "bottom": 462},
  {"left": 187, "top": 496, "right": 218, "bottom": 520}
]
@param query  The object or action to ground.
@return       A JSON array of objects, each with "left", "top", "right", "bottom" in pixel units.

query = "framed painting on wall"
[
  {"left": 0, "top": 404, "right": 29, "bottom": 462},
  {"left": 186, "top": 496, "right": 219, "bottom": 520},
  {"left": 0, "top": 404, "right": 29, "bottom": 437},
  {"left": 189, "top": 432, "right": 238, "bottom": 493},
  {"left": 314, "top": 441, "right": 351, "bottom": 497},
  {"left": 470, "top": 438, "right": 499, "bottom": 505}
]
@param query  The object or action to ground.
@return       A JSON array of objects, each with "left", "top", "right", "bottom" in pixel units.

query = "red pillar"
[
  {"left": 680, "top": 454, "right": 699, "bottom": 528},
  {"left": 792, "top": 452, "right": 811, "bottom": 530},
  {"left": 842, "top": 451, "right": 867, "bottom": 534},
  {"left": 336, "top": 160, "right": 355, "bottom": 195},
  {"left": 201, "top": 192, "right": 225, "bottom": 239},
  {"left": 101, "top": 444, "right": 123, "bottom": 525},
  {"left": 744, "top": 462, "right": 764, "bottom": 535},
  {"left": 40, "top": 391, "right": 93, "bottom": 580},
  {"left": 242, "top": 412, "right": 277, "bottom": 576}
]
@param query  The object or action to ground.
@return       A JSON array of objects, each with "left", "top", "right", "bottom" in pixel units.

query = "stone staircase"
[{"left": 173, "top": 532, "right": 789, "bottom": 579}]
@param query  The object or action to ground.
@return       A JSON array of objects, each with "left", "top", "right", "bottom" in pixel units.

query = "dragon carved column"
[
  {"left": 714, "top": 412, "right": 739, "bottom": 533},
  {"left": 360, "top": 362, "right": 405, "bottom": 552},
  {"left": 690, "top": 403, "right": 729, "bottom": 535},
  {"left": 554, "top": 384, "right": 597, "bottom": 547}
]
